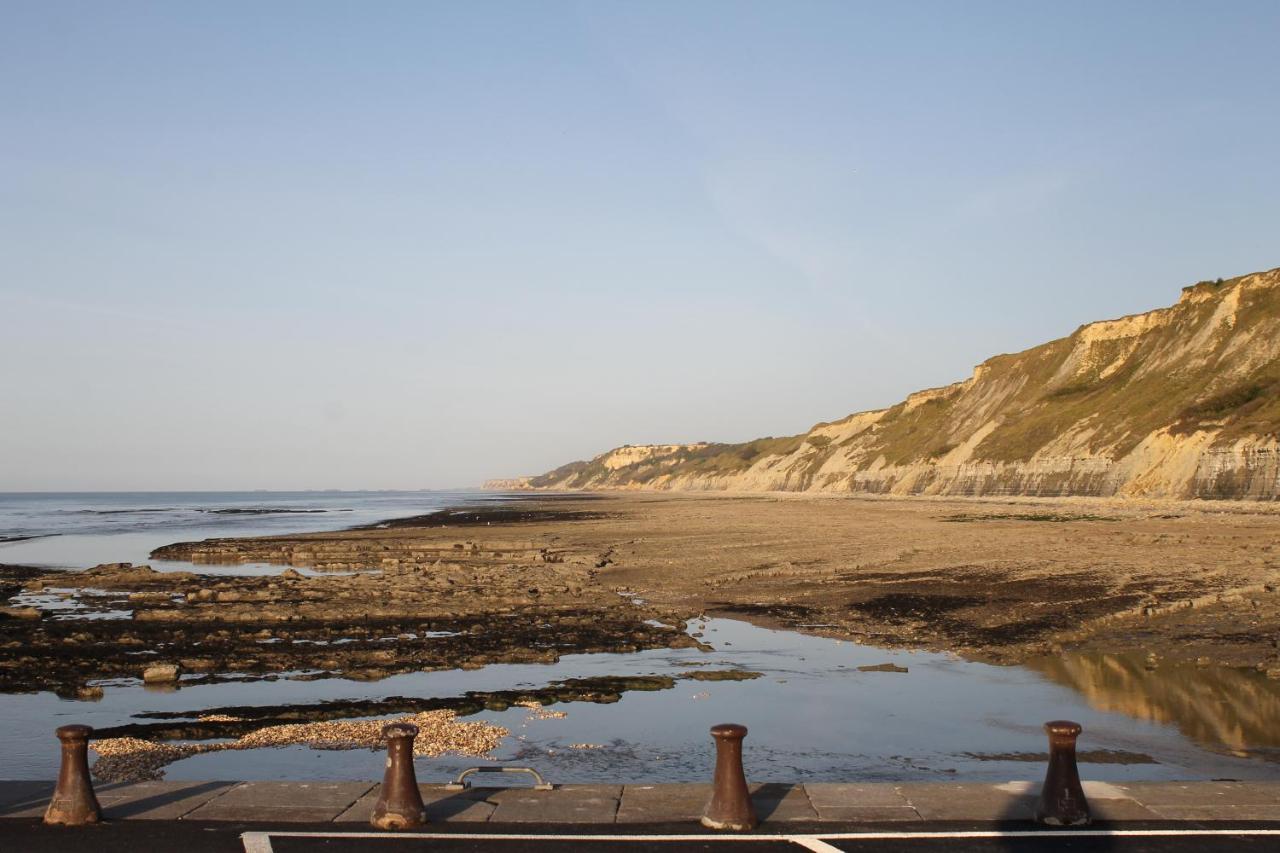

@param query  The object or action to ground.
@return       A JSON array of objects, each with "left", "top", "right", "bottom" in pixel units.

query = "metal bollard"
[
  {"left": 701, "top": 723, "right": 758, "bottom": 830},
  {"left": 370, "top": 722, "right": 427, "bottom": 830},
  {"left": 44, "top": 724, "right": 102, "bottom": 826},
  {"left": 1035, "top": 720, "right": 1091, "bottom": 826}
]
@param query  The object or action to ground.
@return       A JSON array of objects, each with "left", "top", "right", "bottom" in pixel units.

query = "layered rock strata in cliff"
[{"left": 524, "top": 268, "right": 1280, "bottom": 500}]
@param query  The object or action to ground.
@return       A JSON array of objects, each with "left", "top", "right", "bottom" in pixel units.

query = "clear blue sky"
[{"left": 2, "top": 1, "right": 1277, "bottom": 490}]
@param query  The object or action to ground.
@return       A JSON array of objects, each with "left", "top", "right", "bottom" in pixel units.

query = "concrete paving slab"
[
  {"left": 804, "top": 806, "right": 923, "bottom": 822},
  {"left": 335, "top": 784, "right": 496, "bottom": 823},
  {"left": 1086, "top": 799, "right": 1162, "bottom": 821},
  {"left": 185, "top": 804, "right": 354, "bottom": 823},
  {"left": 488, "top": 784, "right": 621, "bottom": 823},
  {"left": 0, "top": 781, "right": 53, "bottom": 810},
  {"left": 205, "top": 780, "right": 374, "bottom": 808},
  {"left": 804, "top": 783, "right": 912, "bottom": 810},
  {"left": 616, "top": 783, "right": 710, "bottom": 823},
  {"left": 995, "top": 780, "right": 1135, "bottom": 800},
  {"left": 749, "top": 783, "right": 818, "bottom": 822},
  {"left": 0, "top": 781, "right": 54, "bottom": 818},
  {"left": 1145, "top": 804, "right": 1280, "bottom": 821},
  {"left": 897, "top": 783, "right": 1036, "bottom": 821},
  {"left": 184, "top": 780, "right": 373, "bottom": 822},
  {"left": 1119, "top": 781, "right": 1280, "bottom": 807},
  {"left": 96, "top": 780, "right": 237, "bottom": 820},
  {"left": 0, "top": 802, "right": 46, "bottom": 818}
]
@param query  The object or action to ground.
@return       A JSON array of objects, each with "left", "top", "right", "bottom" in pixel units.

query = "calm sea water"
[{"left": 0, "top": 490, "right": 502, "bottom": 571}]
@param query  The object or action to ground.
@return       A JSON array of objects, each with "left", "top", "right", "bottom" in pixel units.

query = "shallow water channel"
[{"left": 2, "top": 617, "right": 1278, "bottom": 784}]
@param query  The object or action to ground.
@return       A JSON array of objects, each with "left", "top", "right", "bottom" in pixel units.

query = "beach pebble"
[{"left": 90, "top": 709, "right": 507, "bottom": 783}]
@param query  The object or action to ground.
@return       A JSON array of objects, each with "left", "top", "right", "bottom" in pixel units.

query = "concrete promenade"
[
  {"left": 7, "top": 778, "right": 1280, "bottom": 824},
  {"left": 3, "top": 778, "right": 1280, "bottom": 851},
  {"left": 2, "top": 778, "right": 1279, "bottom": 824}
]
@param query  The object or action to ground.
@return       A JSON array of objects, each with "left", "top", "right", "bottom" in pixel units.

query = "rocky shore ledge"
[
  {"left": 5, "top": 494, "right": 1280, "bottom": 686},
  {"left": 2, "top": 492, "right": 1279, "bottom": 742}
]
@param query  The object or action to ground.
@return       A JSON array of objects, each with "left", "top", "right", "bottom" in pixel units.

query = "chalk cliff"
[{"left": 523, "top": 268, "right": 1280, "bottom": 499}]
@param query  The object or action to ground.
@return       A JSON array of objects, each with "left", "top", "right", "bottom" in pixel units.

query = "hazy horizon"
[{"left": 4, "top": 1, "right": 1279, "bottom": 491}]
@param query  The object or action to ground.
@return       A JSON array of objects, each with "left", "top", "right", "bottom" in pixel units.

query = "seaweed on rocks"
[
  {"left": 0, "top": 605, "right": 696, "bottom": 695},
  {"left": 93, "top": 675, "right": 680, "bottom": 741}
]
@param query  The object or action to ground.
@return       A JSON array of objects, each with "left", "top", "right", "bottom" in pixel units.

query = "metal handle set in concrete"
[
  {"left": 40, "top": 718, "right": 1093, "bottom": 830},
  {"left": 445, "top": 765, "right": 554, "bottom": 791}
]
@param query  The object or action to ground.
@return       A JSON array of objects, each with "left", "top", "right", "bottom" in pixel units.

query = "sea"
[{"left": 0, "top": 490, "right": 499, "bottom": 572}]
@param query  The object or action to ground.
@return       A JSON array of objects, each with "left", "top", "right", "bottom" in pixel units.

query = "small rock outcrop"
[{"left": 142, "top": 664, "right": 181, "bottom": 684}]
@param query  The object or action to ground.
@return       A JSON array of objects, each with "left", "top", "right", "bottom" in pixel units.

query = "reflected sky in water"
[{"left": 2, "top": 618, "right": 1277, "bottom": 784}]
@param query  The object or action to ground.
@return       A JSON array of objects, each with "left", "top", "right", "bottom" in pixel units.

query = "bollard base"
[
  {"left": 43, "top": 801, "right": 102, "bottom": 827},
  {"left": 701, "top": 814, "right": 758, "bottom": 831},
  {"left": 1036, "top": 809, "right": 1092, "bottom": 827},
  {"left": 370, "top": 811, "right": 427, "bottom": 831}
]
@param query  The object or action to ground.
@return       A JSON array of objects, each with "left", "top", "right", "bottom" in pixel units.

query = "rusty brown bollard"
[
  {"left": 370, "top": 722, "right": 427, "bottom": 830},
  {"left": 1035, "top": 720, "right": 1091, "bottom": 826},
  {"left": 44, "top": 724, "right": 102, "bottom": 826},
  {"left": 701, "top": 723, "right": 758, "bottom": 830}
]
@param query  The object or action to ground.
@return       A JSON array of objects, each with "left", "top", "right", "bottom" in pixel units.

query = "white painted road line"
[
  {"left": 240, "top": 833, "right": 275, "bottom": 853},
  {"left": 789, "top": 839, "right": 845, "bottom": 852},
  {"left": 242, "top": 827, "right": 1280, "bottom": 852}
]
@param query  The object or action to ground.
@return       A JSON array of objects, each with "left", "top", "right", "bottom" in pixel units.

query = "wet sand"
[{"left": 145, "top": 491, "right": 1280, "bottom": 669}]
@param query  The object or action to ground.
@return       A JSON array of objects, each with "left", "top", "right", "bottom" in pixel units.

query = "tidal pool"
[{"left": 1, "top": 618, "right": 1277, "bottom": 785}]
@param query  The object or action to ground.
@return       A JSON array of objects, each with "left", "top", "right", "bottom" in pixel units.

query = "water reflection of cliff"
[{"left": 1026, "top": 652, "right": 1280, "bottom": 760}]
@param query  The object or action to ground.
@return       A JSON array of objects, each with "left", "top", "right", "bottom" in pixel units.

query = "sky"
[{"left": 2, "top": 1, "right": 1278, "bottom": 490}]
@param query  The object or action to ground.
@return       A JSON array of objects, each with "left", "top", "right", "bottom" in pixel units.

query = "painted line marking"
[
  {"left": 789, "top": 839, "right": 845, "bottom": 852},
  {"left": 242, "top": 827, "right": 1280, "bottom": 852}
]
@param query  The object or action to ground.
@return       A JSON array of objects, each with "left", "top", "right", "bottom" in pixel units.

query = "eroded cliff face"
[{"left": 527, "top": 268, "right": 1280, "bottom": 500}]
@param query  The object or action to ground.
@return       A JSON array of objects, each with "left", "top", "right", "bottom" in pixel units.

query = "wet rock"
[
  {"left": 90, "top": 562, "right": 139, "bottom": 573},
  {"left": 857, "top": 662, "right": 909, "bottom": 673},
  {"left": 128, "top": 591, "right": 171, "bottom": 603},
  {"left": 0, "top": 606, "right": 41, "bottom": 620},
  {"left": 143, "top": 663, "right": 181, "bottom": 684},
  {"left": 135, "top": 610, "right": 185, "bottom": 622},
  {"left": 179, "top": 658, "right": 216, "bottom": 672},
  {"left": 679, "top": 669, "right": 763, "bottom": 681}
]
